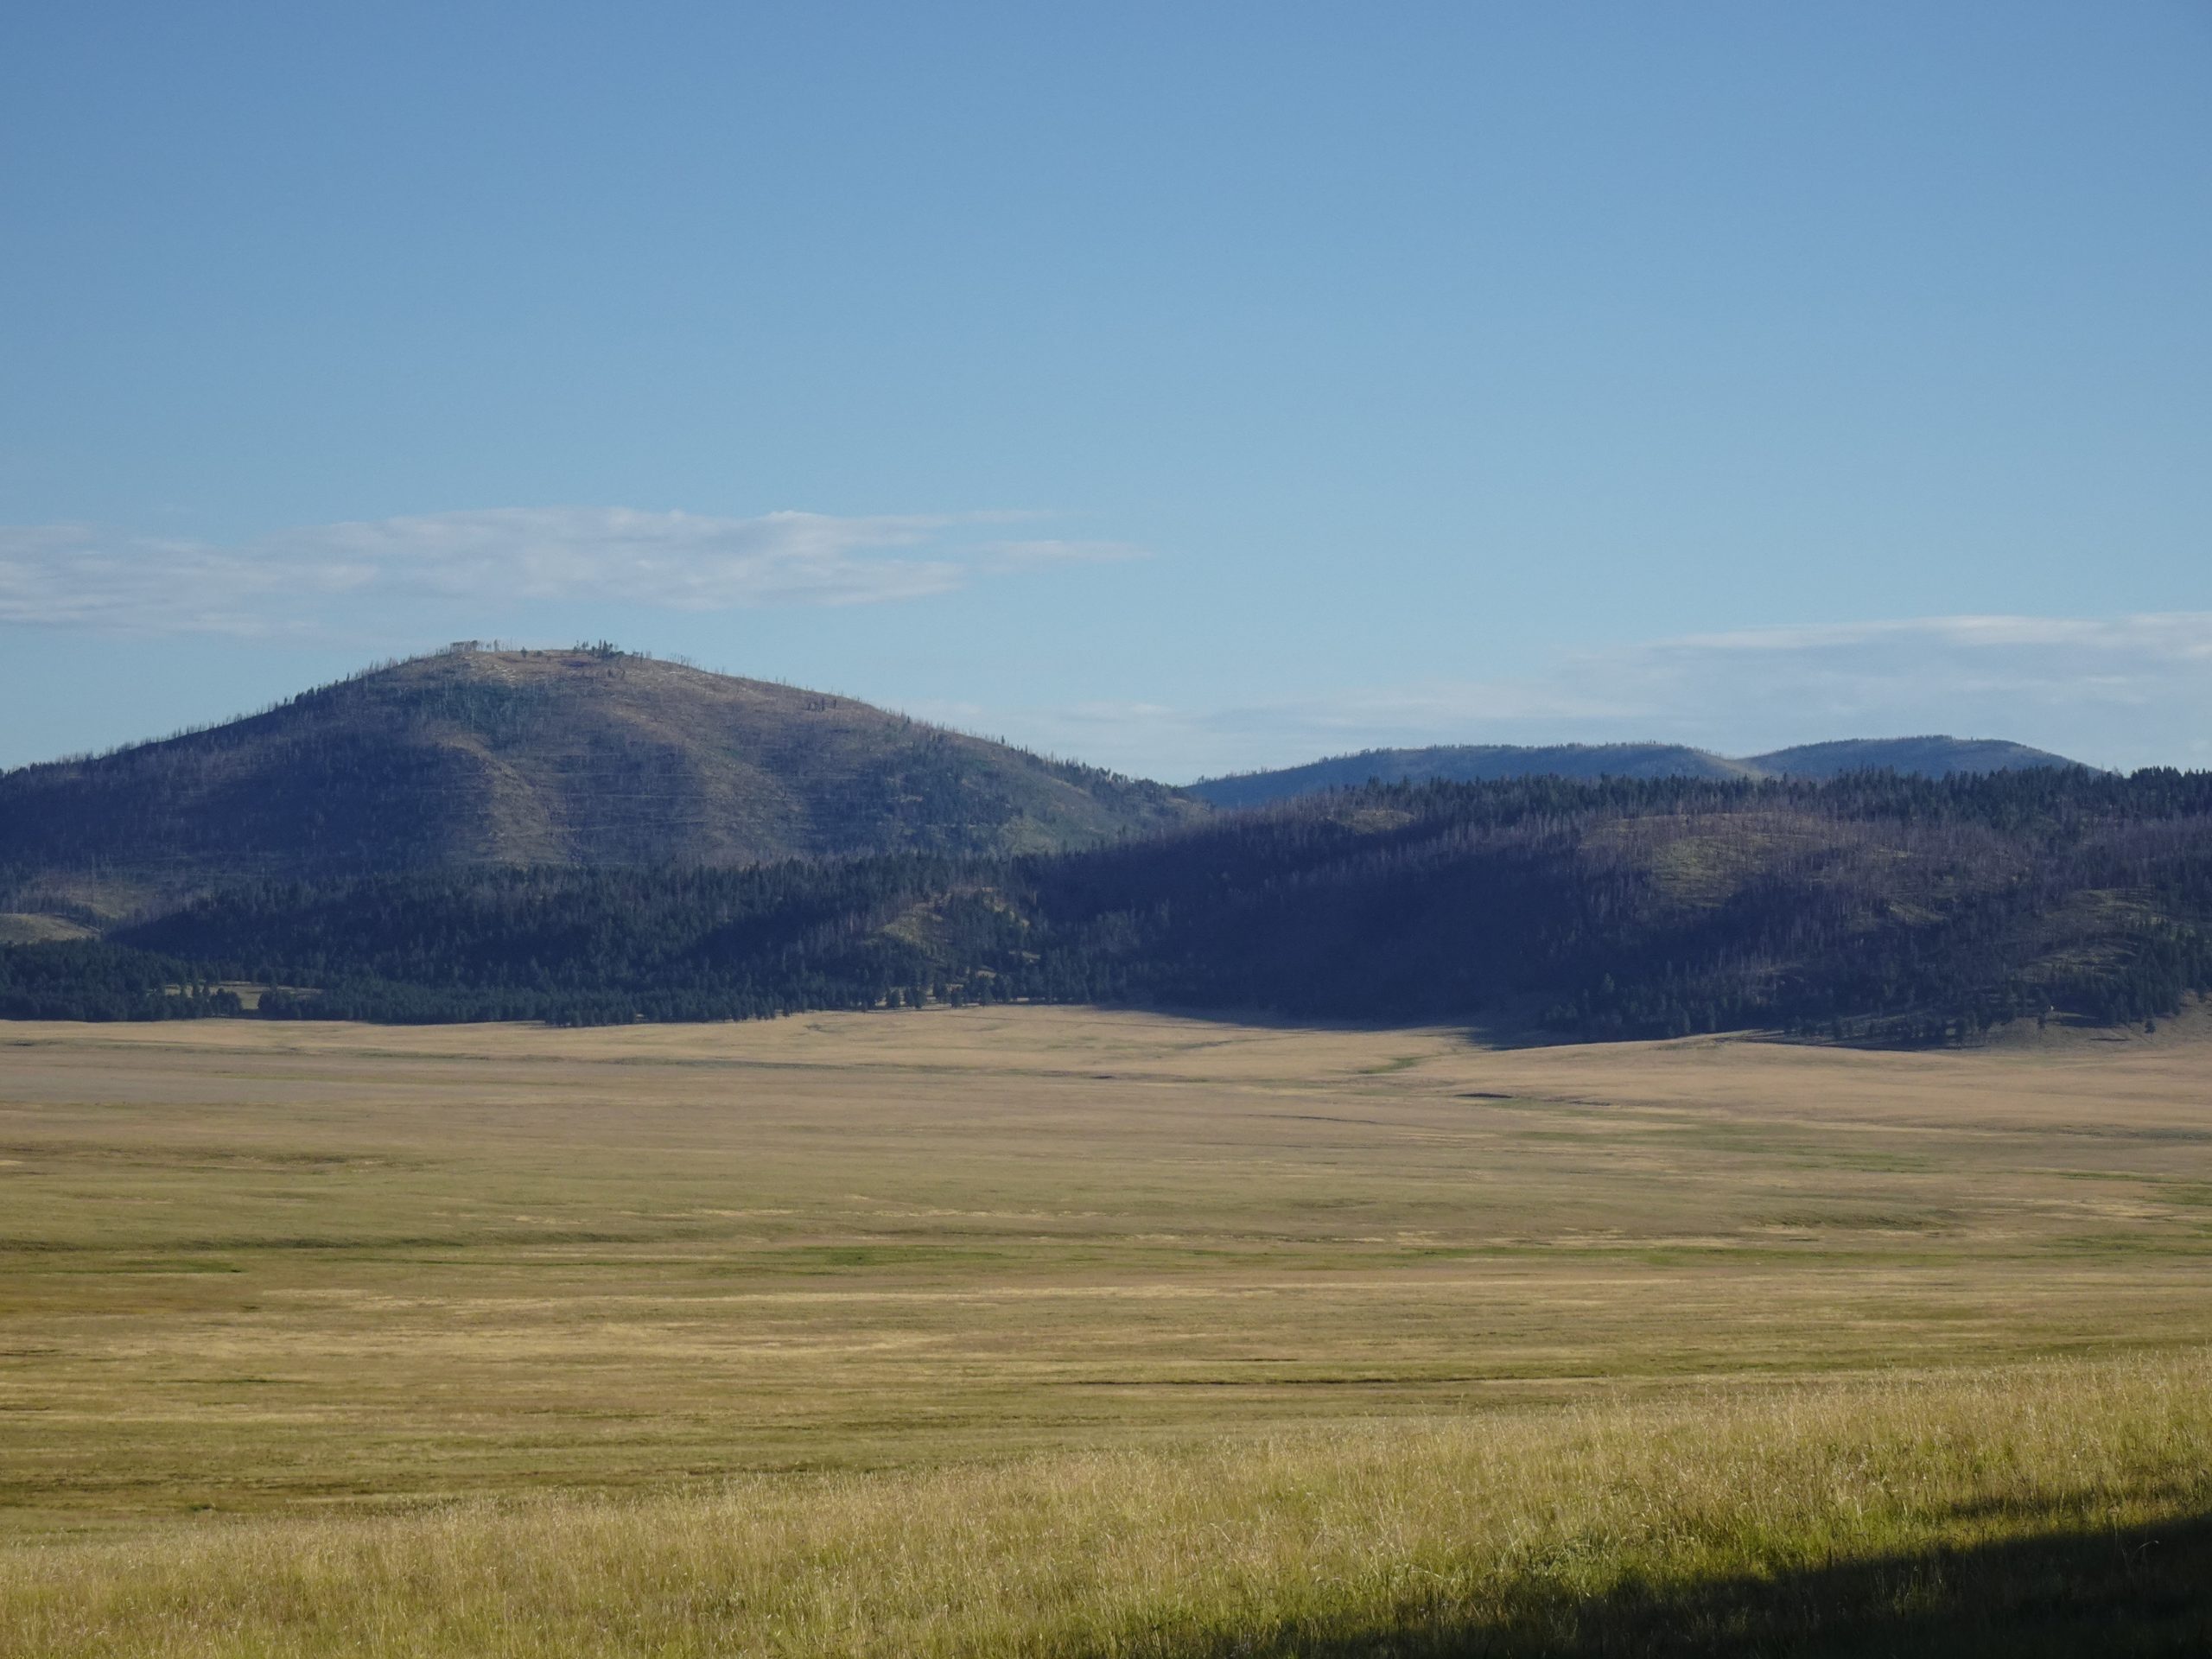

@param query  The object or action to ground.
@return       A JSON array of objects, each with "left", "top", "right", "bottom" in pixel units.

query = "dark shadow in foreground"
[{"left": 1131, "top": 1511, "right": 2212, "bottom": 1657}]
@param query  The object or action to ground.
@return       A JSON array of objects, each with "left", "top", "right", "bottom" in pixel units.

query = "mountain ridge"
[
  {"left": 1189, "top": 736, "right": 2085, "bottom": 808},
  {"left": 0, "top": 645, "right": 1203, "bottom": 923},
  {"left": 0, "top": 650, "right": 2101, "bottom": 930},
  {"left": 16, "top": 768, "right": 2201, "bottom": 1046}
]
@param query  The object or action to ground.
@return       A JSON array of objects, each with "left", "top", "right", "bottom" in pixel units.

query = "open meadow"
[{"left": 3, "top": 1007, "right": 2211, "bottom": 1653}]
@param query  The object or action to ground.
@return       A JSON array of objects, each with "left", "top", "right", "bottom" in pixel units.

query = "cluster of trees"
[
  {"left": 5, "top": 767, "right": 2208, "bottom": 1044},
  {"left": 0, "top": 941, "right": 243, "bottom": 1021},
  {"left": 149, "top": 859, "right": 1010, "bottom": 1026}
]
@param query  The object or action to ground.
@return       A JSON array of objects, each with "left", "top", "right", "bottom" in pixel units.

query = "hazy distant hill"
[
  {"left": 1191, "top": 735, "right": 2086, "bottom": 808},
  {"left": 1187, "top": 744, "right": 1758, "bottom": 809},
  {"left": 0, "top": 647, "right": 1203, "bottom": 922},
  {"left": 1748, "top": 737, "right": 2082, "bottom": 779}
]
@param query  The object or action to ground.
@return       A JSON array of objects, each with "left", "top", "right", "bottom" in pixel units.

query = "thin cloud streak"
[{"left": 0, "top": 507, "right": 1135, "bottom": 634}]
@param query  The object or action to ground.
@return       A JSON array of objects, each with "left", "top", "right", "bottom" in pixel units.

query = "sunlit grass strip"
[{"left": 7, "top": 1350, "right": 2210, "bottom": 1656}]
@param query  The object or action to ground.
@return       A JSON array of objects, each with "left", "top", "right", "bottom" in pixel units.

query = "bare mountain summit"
[{"left": 0, "top": 646, "right": 1204, "bottom": 923}]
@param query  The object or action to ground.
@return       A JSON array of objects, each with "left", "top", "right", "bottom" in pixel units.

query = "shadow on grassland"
[{"left": 1139, "top": 1511, "right": 2212, "bottom": 1658}]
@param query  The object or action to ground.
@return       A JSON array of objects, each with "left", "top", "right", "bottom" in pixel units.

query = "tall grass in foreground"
[{"left": 7, "top": 1352, "right": 2211, "bottom": 1657}]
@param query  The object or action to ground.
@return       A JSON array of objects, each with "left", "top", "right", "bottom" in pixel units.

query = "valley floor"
[{"left": 2, "top": 1008, "right": 2209, "bottom": 1652}]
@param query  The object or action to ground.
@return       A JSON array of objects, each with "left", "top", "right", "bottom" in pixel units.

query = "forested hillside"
[
  {"left": 0, "top": 645, "right": 1203, "bottom": 922},
  {"left": 12, "top": 768, "right": 2201, "bottom": 1045},
  {"left": 1749, "top": 736, "right": 2081, "bottom": 779},
  {"left": 1188, "top": 744, "right": 1758, "bottom": 808},
  {"left": 1191, "top": 735, "right": 2086, "bottom": 808}
]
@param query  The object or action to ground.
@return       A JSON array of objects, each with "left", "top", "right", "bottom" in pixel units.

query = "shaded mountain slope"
[
  {"left": 83, "top": 768, "right": 2212, "bottom": 1044},
  {"left": 1191, "top": 735, "right": 2088, "bottom": 808},
  {"left": 0, "top": 647, "right": 1202, "bottom": 920}
]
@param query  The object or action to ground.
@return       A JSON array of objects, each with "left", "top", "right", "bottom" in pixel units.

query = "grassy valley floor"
[{"left": 2, "top": 1009, "right": 2209, "bottom": 1651}]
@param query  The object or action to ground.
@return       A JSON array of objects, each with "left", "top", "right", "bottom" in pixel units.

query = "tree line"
[{"left": 3, "top": 767, "right": 2208, "bottom": 1043}]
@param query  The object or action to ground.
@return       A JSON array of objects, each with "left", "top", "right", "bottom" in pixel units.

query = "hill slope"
[
  {"left": 0, "top": 647, "right": 1203, "bottom": 921},
  {"left": 1749, "top": 736, "right": 2082, "bottom": 779},
  {"left": 57, "top": 769, "right": 2210, "bottom": 1044},
  {"left": 1191, "top": 735, "right": 2087, "bottom": 807},
  {"left": 1187, "top": 744, "right": 1758, "bottom": 809}
]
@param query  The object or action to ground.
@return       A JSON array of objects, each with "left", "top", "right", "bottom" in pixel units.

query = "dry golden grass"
[
  {"left": 5, "top": 1351, "right": 2210, "bottom": 1656},
  {"left": 3, "top": 1008, "right": 2210, "bottom": 1650}
]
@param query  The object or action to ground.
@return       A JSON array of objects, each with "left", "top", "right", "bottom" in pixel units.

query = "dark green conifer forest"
[{"left": 5, "top": 768, "right": 2209, "bottom": 1043}]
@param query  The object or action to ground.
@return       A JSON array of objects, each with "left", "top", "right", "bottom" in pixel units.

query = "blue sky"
[{"left": 3, "top": 1, "right": 2208, "bottom": 778}]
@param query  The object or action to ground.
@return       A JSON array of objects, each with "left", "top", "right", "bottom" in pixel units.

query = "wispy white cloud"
[
  {"left": 962, "top": 613, "right": 2212, "bottom": 780},
  {"left": 0, "top": 522, "right": 375, "bottom": 635},
  {"left": 0, "top": 506, "right": 1131, "bottom": 634},
  {"left": 1665, "top": 613, "right": 2212, "bottom": 657},
  {"left": 1607, "top": 613, "right": 2212, "bottom": 740}
]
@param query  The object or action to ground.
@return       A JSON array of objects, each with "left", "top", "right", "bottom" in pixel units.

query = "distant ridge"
[
  {"left": 1189, "top": 735, "right": 2088, "bottom": 809},
  {"left": 1748, "top": 737, "right": 2082, "bottom": 779},
  {"left": 1187, "top": 744, "right": 1759, "bottom": 810},
  {"left": 0, "top": 646, "right": 1204, "bottom": 922}
]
